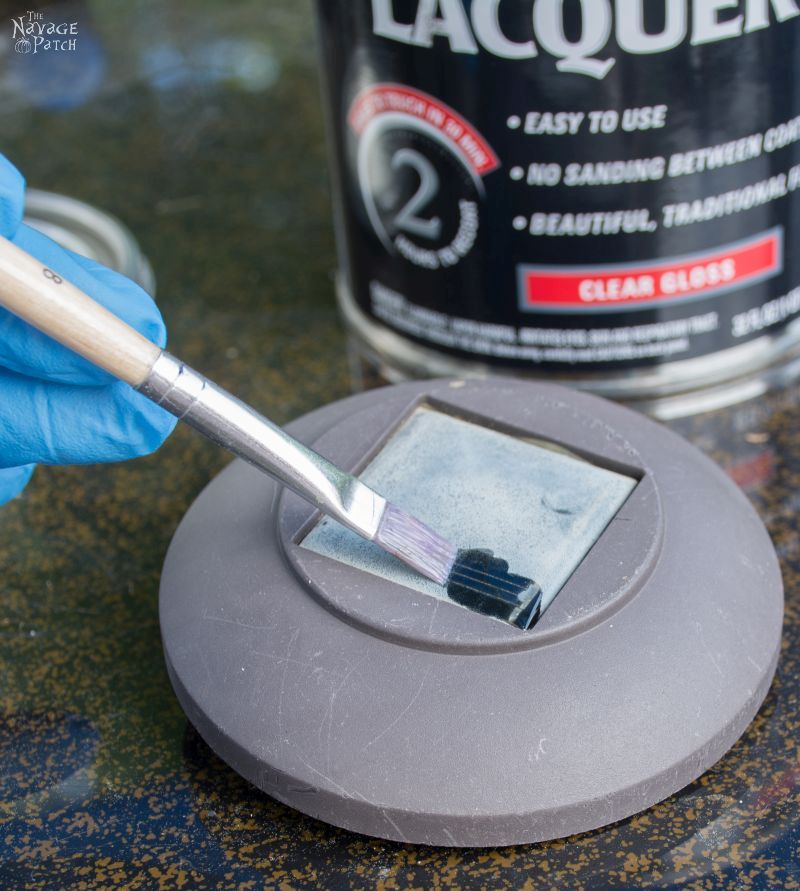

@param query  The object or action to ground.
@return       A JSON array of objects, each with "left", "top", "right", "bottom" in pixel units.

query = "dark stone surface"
[{"left": 0, "top": 1, "right": 798, "bottom": 887}]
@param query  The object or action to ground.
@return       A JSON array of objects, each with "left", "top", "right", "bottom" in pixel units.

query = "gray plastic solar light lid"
[{"left": 159, "top": 379, "right": 783, "bottom": 847}]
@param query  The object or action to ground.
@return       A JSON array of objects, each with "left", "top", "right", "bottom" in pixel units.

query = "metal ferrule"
[{"left": 139, "top": 352, "right": 386, "bottom": 539}]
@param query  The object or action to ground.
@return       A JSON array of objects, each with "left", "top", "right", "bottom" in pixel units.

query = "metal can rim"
[
  {"left": 23, "top": 189, "right": 156, "bottom": 295},
  {"left": 337, "top": 273, "right": 800, "bottom": 418}
]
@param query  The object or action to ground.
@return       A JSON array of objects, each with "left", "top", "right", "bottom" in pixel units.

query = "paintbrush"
[{"left": 0, "top": 235, "right": 542, "bottom": 629}]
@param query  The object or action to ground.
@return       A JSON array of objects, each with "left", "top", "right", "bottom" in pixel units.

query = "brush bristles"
[{"left": 374, "top": 503, "right": 458, "bottom": 586}]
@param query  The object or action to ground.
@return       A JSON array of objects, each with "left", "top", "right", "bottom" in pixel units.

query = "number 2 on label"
[{"left": 391, "top": 148, "right": 442, "bottom": 241}]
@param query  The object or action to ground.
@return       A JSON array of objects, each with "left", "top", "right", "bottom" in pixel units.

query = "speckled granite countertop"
[{"left": 0, "top": 2, "right": 798, "bottom": 888}]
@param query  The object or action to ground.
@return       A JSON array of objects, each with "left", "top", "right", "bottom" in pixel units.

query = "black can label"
[{"left": 316, "top": 1, "right": 800, "bottom": 371}]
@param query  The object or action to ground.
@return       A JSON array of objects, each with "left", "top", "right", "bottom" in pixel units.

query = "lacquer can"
[{"left": 314, "top": 1, "right": 800, "bottom": 407}]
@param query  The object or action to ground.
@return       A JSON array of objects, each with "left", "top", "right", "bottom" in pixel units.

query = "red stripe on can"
[{"left": 521, "top": 231, "right": 781, "bottom": 312}]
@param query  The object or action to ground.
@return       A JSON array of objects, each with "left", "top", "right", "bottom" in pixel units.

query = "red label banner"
[{"left": 520, "top": 231, "right": 782, "bottom": 312}]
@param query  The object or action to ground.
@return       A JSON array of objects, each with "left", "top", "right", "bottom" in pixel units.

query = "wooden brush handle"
[
  {"left": 0, "top": 238, "right": 392, "bottom": 543},
  {"left": 0, "top": 235, "right": 161, "bottom": 387}
]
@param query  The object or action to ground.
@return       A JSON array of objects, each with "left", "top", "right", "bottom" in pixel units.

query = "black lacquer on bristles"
[
  {"left": 446, "top": 549, "right": 543, "bottom": 630},
  {"left": 374, "top": 505, "right": 542, "bottom": 630}
]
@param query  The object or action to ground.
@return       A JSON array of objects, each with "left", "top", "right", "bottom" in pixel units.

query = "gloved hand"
[{"left": 0, "top": 153, "right": 177, "bottom": 505}]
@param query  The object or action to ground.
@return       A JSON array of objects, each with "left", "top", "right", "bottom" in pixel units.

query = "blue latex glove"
[{"left": 0, "top": 153, "right": 177, "bottom": 505}]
